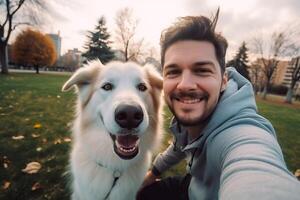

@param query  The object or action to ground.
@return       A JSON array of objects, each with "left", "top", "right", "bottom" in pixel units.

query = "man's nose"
[{"left": 177, "top": 71, "right": 197, "bottom": 90}]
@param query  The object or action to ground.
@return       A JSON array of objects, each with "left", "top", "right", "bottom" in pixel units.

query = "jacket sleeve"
[
  {"left": 211, "top": 125, "right": 300, "bottom": 200},
  {"left": 152, "top": 143, "right": 186, "bottom": 175}
]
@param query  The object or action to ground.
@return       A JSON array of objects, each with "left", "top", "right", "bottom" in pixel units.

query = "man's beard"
[
  {"left": 167, "top": 105, "right": 209, "bottom": 126},
  {"left": 167, "top": 90, "right": 210, "bottom": 126}
]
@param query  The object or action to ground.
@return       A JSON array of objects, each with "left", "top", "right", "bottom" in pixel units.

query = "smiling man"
[{"left": 137, "top": 12, "right": 300, "bottom": 200}]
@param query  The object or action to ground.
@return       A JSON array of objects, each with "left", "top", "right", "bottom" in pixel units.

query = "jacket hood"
[{"left": 170, "top": 67, "right": 276, "bottom": 151}]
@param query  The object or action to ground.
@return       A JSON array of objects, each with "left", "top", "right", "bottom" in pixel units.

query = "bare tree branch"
[{"left": 114, "top": 7, "right": 145, "bottom": 62}]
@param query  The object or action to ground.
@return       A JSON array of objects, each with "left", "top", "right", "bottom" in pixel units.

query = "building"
[
  {"left": 250, "top": 58, "right": 289, "bottom": 84},
  {"left": 60, "top": 48, "right": 83, "bottom": 71},
  {"left": 47, "top": 32, "right": 62, "bottom": 59},
  {"left": 282, "top": 57, "right": 300, "bottom": 95}
]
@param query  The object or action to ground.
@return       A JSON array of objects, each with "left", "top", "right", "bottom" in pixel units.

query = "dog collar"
[{"left": 97, "top": 162, "right": 122, "bottom": 199}]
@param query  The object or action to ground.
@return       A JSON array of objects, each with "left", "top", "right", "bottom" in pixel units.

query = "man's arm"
[
  {"left": 141, "top": 142, "right": 186, "bottom": 187},
  {"left": 211, "top": 125, "right": 300, "bottom": 200}
]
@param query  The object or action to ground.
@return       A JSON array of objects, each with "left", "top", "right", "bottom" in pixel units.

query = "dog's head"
[{"left": 62, "top": 60, "right": 162, "bottom": 161}]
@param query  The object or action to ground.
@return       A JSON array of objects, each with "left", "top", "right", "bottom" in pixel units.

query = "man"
[{"left": 137, "top": 12, "right": 300, "bottom": 200}]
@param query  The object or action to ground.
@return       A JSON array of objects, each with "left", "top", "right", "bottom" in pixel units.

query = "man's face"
[{"left": 163, "top": 40, "right": 227, "bottom": 126}]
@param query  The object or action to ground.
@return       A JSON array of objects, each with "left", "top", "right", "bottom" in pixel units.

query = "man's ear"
[
  {"left": 144, "top": 64, "right": 163, "bottom": 90},
  {"left": 62, "top": 60, "right": 103, "bottom": 92},
  {"left": 221, "top": 71, "right": 228, "bottom": 92}
]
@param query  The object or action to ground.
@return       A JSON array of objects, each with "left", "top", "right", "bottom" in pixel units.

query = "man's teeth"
[{"left": 178, "top": 98, "right": 204, "bottom": 103}]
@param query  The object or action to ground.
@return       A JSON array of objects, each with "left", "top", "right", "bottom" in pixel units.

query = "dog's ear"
[
  {"left": 62, "top": 60, "right": 102, "bottom": 92},
  {"left": 144, "top": 64, "right": 163, "bottom": 90},
  {"left": 62, "top": 60, "right": 102, "bottom": 106}
]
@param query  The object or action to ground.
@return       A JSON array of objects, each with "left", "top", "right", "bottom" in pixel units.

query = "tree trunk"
[
  {"left": 0, "top": 43, "right": 9, "bottom": 74},
  {"left": 35, "top": 65, "right": 39, "bottom": 74},
  {"left": 285, "top": 87, "right": 293, "bottom": 104},
  {"left": 262, "top": 85, "right": 268, "bottom": 99}
]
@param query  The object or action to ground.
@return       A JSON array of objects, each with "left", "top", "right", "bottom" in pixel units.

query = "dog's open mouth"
[{"left": 111, "top": 134, "right": 139, "bottom": 160}]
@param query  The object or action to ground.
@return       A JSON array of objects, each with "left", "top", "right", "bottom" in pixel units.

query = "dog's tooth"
[{"left": 115, "top": 140, "right": 121, "bottom": 148}]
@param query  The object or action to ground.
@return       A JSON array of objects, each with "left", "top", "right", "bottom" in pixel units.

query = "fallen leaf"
[
  {"left": 47, "top": 156, "right": 55, "bottom": 161},
  {"left": 295, "top": 169, "right": 300, "bottom": 179},
  {"left": 12, "top": 135, "right": 24, "bottom": 140},
  {"left": 63, "top": 137, "right": 71, "bottom": 142},
  {"left": 57, "top": 95, "right": 61, "bottom": 98},
  {"left": 42, "top": 138, "right": 47, "bottom": 143},
  {"left": 25, "top": 118, "right": 30, "bottom": 121},
  {"left": 3, "top": 181, "right": 11, "bottom": 190},
  {"left": 31, "top": 133, "right": 40, "bottom": 138},
  {"left": 33, "top": 123, "right": 42, "bottom": 129},
  {"left": 36, "top": 147, "right": 42, "bottom": 152},
  {"left": 54, "top": 139, "right": 62, "bottom": 144},
  {"left": 31, "top": 182, "right": 42, "bottom": 191},
  {"left": 22, "top": 162, "right": 42, "bottom": 174},
  {"left": 3, "top": 156, "right": 10, "bottom": 168}
]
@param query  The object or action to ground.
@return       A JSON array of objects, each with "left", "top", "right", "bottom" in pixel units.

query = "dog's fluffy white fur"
[{"left": 62, "top": 60, "right": 163, "bottom": 200}]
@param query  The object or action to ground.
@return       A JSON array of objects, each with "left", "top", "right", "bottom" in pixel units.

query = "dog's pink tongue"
[{"left": 116, "top": 135, "right": 138, "bottom": 148}]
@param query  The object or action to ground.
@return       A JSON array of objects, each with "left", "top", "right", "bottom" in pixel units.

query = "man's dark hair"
[{"left": 160, "top": 11, "right": 228, "bottom": 73}]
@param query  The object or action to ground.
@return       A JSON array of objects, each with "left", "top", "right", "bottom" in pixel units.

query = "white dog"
[{"left": 62, "top": 60, "right": 163, "bottom": 200}]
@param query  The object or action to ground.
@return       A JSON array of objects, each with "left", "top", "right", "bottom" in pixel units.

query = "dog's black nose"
[{"left": 115, "top": 104, "right": 143, "bottom": 129}]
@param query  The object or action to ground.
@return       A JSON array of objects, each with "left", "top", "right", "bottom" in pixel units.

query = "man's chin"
[{"left": 176, "top": 116, "right": 203, "bottom": 126}]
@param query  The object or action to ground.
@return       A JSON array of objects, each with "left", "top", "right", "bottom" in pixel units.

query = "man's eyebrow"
[
  {"left": 193, "top": 61, "right": 215, "bottom": 66},
  {"left": 164, "top": 64, "right": 179, "bottom": 70},
  {"left": 193, "top": 61, "right": 217, "bottom": 71}
]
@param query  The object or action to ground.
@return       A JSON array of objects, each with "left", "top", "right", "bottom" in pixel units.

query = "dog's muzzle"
[{"left": 111, "top": 104, "right": 143, "bottom": 160}]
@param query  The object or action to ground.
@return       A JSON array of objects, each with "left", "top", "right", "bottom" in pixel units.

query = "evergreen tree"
[
  {"left": 226, "top": 41, "right": 250, "bottom": 81},
  {"left": 82, "top": 16, "right": 114, "bottom": 63}
]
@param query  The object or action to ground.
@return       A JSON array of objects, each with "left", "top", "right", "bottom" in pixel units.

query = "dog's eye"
[
  {"left": 137, "top": 83, "right": 147, "bottom": 92},
  {"left": 102, "top": 83, "right": 113, "bottom": 91}
]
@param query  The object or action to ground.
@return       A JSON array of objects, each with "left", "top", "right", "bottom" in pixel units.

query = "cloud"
[{"left": 183, "top": 0, "right": 300, "bottom": 59}]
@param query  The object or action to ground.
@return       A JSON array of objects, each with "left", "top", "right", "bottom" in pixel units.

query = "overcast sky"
[{"left": 44, "top": 0, "right": 300, "bottom": 60}]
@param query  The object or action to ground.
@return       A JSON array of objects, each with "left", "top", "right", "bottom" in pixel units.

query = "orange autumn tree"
[{"left": 12, "top": 29, "right": 56, "bottom": 74}]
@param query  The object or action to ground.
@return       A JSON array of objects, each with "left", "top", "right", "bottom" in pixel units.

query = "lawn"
[{"left": 0, "top": 73, "right": 299, "bottom": 199}]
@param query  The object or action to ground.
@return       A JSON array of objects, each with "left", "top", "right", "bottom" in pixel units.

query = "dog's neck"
[
  {"left": 96, "top": 161, "right": 122, "bottom": 177},
  {"left": 97, "top": 161, "right": 122, "bottom": 199}
]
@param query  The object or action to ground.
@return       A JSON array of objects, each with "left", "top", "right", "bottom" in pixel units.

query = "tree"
[
  {"left": 285, "top": 57, "right": 300, "bottom": 103},
  {"left": 82, "top": 16, "right": 114, "bottom": 63},
  {"left": 115, "top": 7, "right": 144, "bottom": 62},
  {"left": 0, "top": 0, "right": 55, "bottom": 74},
  {"left": 12, "top": 28, "right": 56, "bottom": 74},
  {"left": 249, "top": 61, "right": 264, "bottom": 95},
  {"left": 226, "top": 41, "right": 250, "bottom": 81},
  {"left": 252, "top": 30, "right": 295, "bottom": 99}
]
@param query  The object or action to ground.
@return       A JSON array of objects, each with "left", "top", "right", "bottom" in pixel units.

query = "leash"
[{"left": 97, "top": 162, "right": 122, "bottom": 200}]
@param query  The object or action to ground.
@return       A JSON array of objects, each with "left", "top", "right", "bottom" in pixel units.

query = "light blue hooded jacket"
[{"left": 153, "top": 67, "right": 300, "bottom": 200}]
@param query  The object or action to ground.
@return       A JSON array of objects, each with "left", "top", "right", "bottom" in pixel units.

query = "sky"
[{"left": 44, "top": 0, "right": 300, "bottom": 60}]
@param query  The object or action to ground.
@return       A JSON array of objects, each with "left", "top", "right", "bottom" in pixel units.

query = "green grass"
[
  {"left": 0, "top": 73, "right": 74, "bottom": 200},
  {"left": 256, "top": 98, "right": 300, "bottom": 172},
  {"left": 0, "top": 73, "right": 299, "bottom": 199}
]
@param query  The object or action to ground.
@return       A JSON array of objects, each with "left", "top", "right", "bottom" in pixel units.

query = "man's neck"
[{"left": 185, "top": 124, "right": 205, "bottom": 141}]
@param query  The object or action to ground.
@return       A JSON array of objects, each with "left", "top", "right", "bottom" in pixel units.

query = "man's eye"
[
  {"left": 137, "top": 83, "right": 147, "bottom": 92},
  {"left": 101, "top": 83, "right": 113, "bottom": 91},
  {"left": 194, "top": 68, "right": 211, "bottom": 74},
  {"left": 165, "top": 69, "right": 181, "bottom": 77}
]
